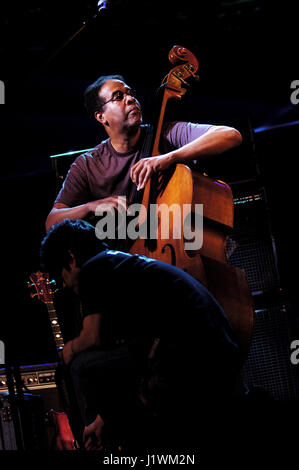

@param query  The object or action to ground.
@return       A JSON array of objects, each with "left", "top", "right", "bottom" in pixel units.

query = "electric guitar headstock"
[
  {"left": 28, "top": 271, "right": 64, "bottom": 350},
  {"left": 28, "top": 271, "right": 56, "bottom": 304}
]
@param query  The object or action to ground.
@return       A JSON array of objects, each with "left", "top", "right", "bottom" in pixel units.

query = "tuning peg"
[{"left": 49, "top": 280, "right": 59, "bottom": 294}]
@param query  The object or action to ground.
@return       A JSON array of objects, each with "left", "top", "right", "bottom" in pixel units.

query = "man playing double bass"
[
  {"left": 43, "top": 73, "right": 244, "bottom": 451},
  {"left": 45, "top": 74, "right": 242, "bottom": 232}
]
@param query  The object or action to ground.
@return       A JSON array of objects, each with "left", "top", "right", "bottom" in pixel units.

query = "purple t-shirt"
[{"left": 55, "top": 121, "right": 213, "bottom": 207}]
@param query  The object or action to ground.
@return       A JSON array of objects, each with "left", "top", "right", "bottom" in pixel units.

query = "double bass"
[{"left": 129, "top": 45, "right": 254, "bottom": 356}]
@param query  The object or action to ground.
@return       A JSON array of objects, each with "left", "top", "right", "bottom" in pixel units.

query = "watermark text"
[
  {"left": 94, "top": 198, "right": 203, "bottom": 250},
  {"left": 290, "top": 80, "right": 299, "bottom": 105},
  {"left": 290, "top": 340, "right": 299, "bottom": 365},
  {"left": 0, "top": 340, "right": 5, "bottom": 364},
  {"left": 0, "top": 81, "right": 4, "bottom": 104}
]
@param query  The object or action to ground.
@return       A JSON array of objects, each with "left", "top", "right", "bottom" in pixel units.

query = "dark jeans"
[
  {"left": 69, "top": 337, "right": 242, "bottom": 450},
  {"left": 69, "top": 345, "right": 138, "bottom": 441}
]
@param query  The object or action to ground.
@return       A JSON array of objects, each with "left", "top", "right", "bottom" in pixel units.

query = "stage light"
[{"left": 97, "top": 0, "right": 108, "bottom": 11}]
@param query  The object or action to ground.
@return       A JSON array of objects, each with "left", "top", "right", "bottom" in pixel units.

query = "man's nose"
[{"left": 125, "top": 93, "right": 137, "bottom": 104}]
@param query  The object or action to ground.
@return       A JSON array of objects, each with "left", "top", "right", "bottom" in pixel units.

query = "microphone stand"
[{"left": 44, "top": 2, "right": 109, "bottom": 67}]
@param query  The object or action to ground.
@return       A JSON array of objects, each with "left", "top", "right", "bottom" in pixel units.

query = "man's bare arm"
[
  {"left": 62, "top": 313, "right": 102, "bottom": 365},
  {"left": 130, "top": 125, "right": 242, "bottom": 190},
  {"left": 45, "top": 203, "right": 91, "bottom": 233},
  {"left": 45, "top": 196, "right": 128, "bottom": 232}
]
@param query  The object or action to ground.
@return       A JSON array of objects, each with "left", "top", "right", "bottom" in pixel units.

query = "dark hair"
[
  {"left": 40, "top": 219, "right": 107, "bottom": 280},
  {"left": 83, "top": 74, "right": 125, "bottom": 118}
]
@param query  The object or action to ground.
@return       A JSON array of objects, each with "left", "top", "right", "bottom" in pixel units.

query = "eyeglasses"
[{"left": 101, "top": 89, "right": 136, "bottom": 107}]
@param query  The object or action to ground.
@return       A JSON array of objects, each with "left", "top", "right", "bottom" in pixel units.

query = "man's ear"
[
  {"left": 68, "top": 250, "right": 77, "bottom": 268},
  {"left": 94, "top": 110, "right": 108, "bottom": 127}
]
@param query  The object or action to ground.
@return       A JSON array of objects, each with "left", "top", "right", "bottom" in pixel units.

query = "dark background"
[{"left": 1, "top": 0, "right": 299, "bottom": 365}]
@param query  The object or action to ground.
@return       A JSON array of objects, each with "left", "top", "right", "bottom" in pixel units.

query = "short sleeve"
[
  {"left": 78, "top": 270, "right": 99, "bottom": 319},
  {"left": 78, "top": 255, "right": 114, "bottom": 319},
  {"left": 162, "top": 121, "right": 213, "bottom": 150},
  {"left": 55, "top": 155, "right": 90, "bottom": 207}
]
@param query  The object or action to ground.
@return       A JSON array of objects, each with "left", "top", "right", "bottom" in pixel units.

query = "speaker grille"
[
  {"left": 227, "top": 236, "right": 280, "bottom": 294},
  {"left": 227, "top": 188, "right": 280, "bottom": 294},
  {"left": 242, "top": 305, "right": 299, "bottom": 400}
]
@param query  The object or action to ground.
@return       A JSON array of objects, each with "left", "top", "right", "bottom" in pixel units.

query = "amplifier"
[
  {"left": 0, "top": 363, "right": 63, "bottom": 449},
  {"left": 227, "top": 184, "right": 281, "bottom": 295},
  {"left": 0, "top": 392, "right": 17, "bottom": 449},
  {"left": 0, "top": 391, "right": 49, "bottom": 450},
  {"left": 0, "top": 363, "right": 61, "bottom": 419},
  {"left": 0, "top": 363, "right": 58, "bottom": 392}
]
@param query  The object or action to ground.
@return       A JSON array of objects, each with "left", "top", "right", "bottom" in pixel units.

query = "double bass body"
[{"left": 129, "top": 46, "right": 254, "bottom": 355}]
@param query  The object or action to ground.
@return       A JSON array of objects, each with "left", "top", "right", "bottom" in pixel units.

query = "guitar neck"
[{"left": 46, "top": 301, "right": 64, "bottom": 350}]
